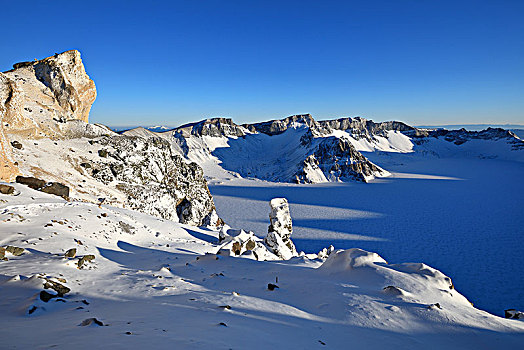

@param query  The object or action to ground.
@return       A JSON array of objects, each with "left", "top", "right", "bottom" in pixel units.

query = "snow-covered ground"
[
  {"left": 1, "top": 184, "right": 524, "bottom": 349},
  {"left": 209, "top": 156, "right": 524, "bottom": 317}
]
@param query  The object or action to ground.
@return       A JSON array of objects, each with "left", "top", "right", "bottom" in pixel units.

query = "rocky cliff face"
[
  {"left": 174, "top": 118, "right": 250, "bottom": 138},
  {"left": 243, "top": 114, "right": 317, "bottom": 136},
  {"left": 425, "top": 127, "right": 524, "bottom": 149},
  {"left": 1, "top": 50, "right": 96, "bottom": 134},
  {"left": 125, "top": 114, "right": 392, "bottom": 184},
  {"left": 0, "top": 50, "right": 97, "bottom": 181},
  {"left": 89, "top": 135, "right": 217, "bottom": 226},
  {"left": 1, "top": 50, "right": 219, "bottom": 227},
  {"left": 295, "top": 137, "right": 388, "bottom": 183},
  {"left": 316, "top": 117, "right": 425, "bottom": 138}
]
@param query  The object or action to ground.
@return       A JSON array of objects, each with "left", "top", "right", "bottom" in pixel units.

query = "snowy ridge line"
[{"left": 122, "top": 114, "right": 524, "bottom": 184}]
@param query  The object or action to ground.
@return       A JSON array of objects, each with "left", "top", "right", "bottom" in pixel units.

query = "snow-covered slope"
[
  {"left": 1, "top": 184, "right": 523, "bottom": 349},
  {"left": 123, "top": 115, "right": 524, "bottom": 184},
  {"left": 9, "top": 134, "right": 218, "bottom": 226}
]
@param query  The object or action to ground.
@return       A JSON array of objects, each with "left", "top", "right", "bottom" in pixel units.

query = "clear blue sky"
[{"left": 2, "top": 0, "right": 523, "bottom": 126}]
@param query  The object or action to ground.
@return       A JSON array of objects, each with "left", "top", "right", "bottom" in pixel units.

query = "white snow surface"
[{"left": 1, "top": 184, "right": 523, "bottom": 349}]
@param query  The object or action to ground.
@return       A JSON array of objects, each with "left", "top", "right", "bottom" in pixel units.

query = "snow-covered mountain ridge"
[{"left": 123, "top": 114, "right": 524, "bottom": 183}]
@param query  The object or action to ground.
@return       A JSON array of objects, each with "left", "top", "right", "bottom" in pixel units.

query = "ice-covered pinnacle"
[{"left": 265, "top": 198, "right": 298, "bottom": 260}]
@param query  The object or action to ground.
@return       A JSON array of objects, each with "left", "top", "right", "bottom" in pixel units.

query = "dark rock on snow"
[
  {"left": 10, "top": 140, "right": 23, "bottom": 149},
  {"left": 15, "top": 176, "right": 69, "bottom": 199},
  {"left": 80, "top": 318, "right": 104, "bottom": 326},
  {"left": 0, "top": 184, "right": 15, "bottom": 194},
  {"left": 40, "top": 182, "right": 69, "bottom": 199},
  {"left": 77, "top": 254, "right": 95, "bottom": 269},
  {"left": 65, "top": 248, "right": 77, "bottom": 258},
  {"left": 5, "top": 245, "right": 24, "bottom": 256},
  {"left": 15, "top": 176, "right": 46, "bottom": 190}
]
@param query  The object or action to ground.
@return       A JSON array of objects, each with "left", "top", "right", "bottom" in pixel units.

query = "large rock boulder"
[
  {"left": 0, "top": 50, "right": 97, "bottom": 181},
  {"left": 5, "top": 50, "right": 96, "bottom": 126},
  {"left": 264, "top": 198, "right": 298, "bottom": 259},
  {"left": 15, "top": 176, "right": 69, "bottom": 199}
]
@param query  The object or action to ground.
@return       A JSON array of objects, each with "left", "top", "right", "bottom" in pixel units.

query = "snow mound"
[{"left": 319, "top": 248, "right": 387, "bottom": 271}]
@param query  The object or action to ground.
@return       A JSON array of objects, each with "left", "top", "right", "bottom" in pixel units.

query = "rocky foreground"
[{"left": 1, "top": 184, "right": 523, "bottom": 349}]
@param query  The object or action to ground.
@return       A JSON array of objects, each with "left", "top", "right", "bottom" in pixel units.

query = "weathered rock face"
[
  {"left": 0, "top": 184, "right": 15, "bottom": 195},
  {"left": 296, "top": 137, "right": 388, "bottom": 183},
  {"left": 265, "top": 198, "right": 298, "bottom": 260},
  {"left": 316, "top": 117, "right": 426, "bottom": 139},
  {"left": 88, "top": 135, "right": 216, "bottom": 226},
  {"left": 426, "top": 128, "right": 524, "bottom": 149},
  {"left": 15, "top": 176, "right": 70, "bottom": 199},
  {"left": 174, "top": 118, "right": 250, "bottom": 138},
  {"left": 244, "top": 114, "right": 317, "bottom": 136},
  {"left": 6, "top": 50, "right": 96, "bottom": 125},
  {"left": 0, "top": 50, "right": 97, "bottom": 181},
  {"left": 1, "top": 50, "right": 218, "bottom": 227}
]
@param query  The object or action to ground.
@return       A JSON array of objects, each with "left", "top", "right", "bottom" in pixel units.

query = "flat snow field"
[{"left": 209, "top": 156, "right": 524, "bottom": 316}]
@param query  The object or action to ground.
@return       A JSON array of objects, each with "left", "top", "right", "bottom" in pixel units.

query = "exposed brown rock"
[
  {"left": 10, "top": 141, "right": 22, "bottom": 149},
  {"left": 65, "top": 248, "right": 77, "bottom": 258},
  {"left": 0, "top": 50, "right": 97, "bottom": 181},
  {"left": 5, "top": 245, "right": 24, "bottom": 256},
  {"left": 15, "top": 175, "right": 69, "bottom": 198},
  {"left": 40, "top": 182, "right": 69, "bottom": 199},
  {"left": 16, "top": 175, "right": 46, "bottom": 190},
  {"left": 0, "top": 184, "right": 15, "bottom": 194},
  {"left": 77, "top": 254, "right": 95, "bottom": 269}
]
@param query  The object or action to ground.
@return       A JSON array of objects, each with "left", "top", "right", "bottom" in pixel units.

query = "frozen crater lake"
[{"left": 209, "top": 156, "right": 524, "bottom": 316}]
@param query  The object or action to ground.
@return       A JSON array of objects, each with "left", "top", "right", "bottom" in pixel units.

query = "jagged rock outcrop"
[
  {"left": 244, "top": 114, "right": 317, "bottom": 136},
  {"left": 6, "top": 50, "right": 96, "bottom": 126},
  {"left": 265, "top": 198, "right": 298, "bottom": 259},
  {"left": 316, "top": 117, "right": 427, "bottom": 139},
  {"left": 174, "top": 118, "right": 250, "bottom": 138},
  {"left": 426, "top": 127, "right": 524, "bottom": 149},
  {"left": 296, "top": 137, "right": 388, "bottom": 183},
  {"left": 0, "top": 50, "right": 98, "bottom": 181},
  {"left": 218, "top": 198, "right": 299, "bottom": 260},
  {"left": 88, "top": 135, "right": 217, "bottom": 225}
]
